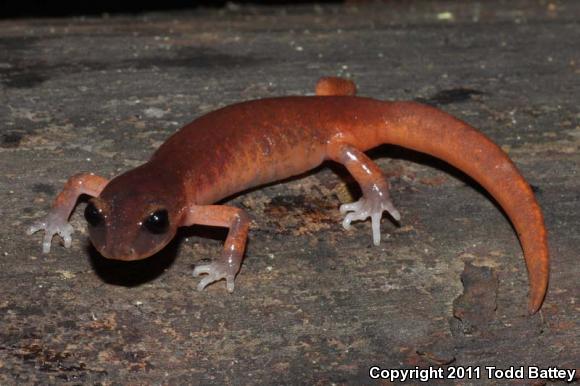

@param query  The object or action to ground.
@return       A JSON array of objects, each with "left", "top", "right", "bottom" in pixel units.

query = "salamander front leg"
[
  {"left": 328, "top": 143, "right": 400, "bottom": 245},
  {"left": 183, "top": 205, "right": 250, "bottom": 292},
  {"left": 27, "top": 173, "right": 109, "bottom": 253}
]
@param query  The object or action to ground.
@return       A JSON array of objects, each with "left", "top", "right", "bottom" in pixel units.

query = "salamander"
[{"left": 27, "top": 77, "right": 549, "bottom": 314}]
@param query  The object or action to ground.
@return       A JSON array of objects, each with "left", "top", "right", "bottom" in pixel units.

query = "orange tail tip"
[
  {"left": 316, "top": 77, "right": 357, "bottom": 96},
  {"left": 526, "top": 238, "right": 549, "bottom": 314}
]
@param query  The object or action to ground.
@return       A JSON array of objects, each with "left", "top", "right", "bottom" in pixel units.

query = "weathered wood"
[{"left": 1, "top": 1, "right": 578, "bottom": 384}]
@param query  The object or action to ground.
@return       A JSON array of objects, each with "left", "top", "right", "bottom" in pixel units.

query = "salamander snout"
[
  {"left": 84, "top": 199, "right": 178, "bottom": 261},
  {"left": 99, "top": 245, "right": 139, "bottom": 261}
]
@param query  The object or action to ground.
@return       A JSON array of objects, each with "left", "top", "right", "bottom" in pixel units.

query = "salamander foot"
[
  {"left": 340, "top": 188, "right": 400, "bottom": 246},
  {"left": 193, "top": 260, "right": 238, "bottom": 293},
  {"left": 27, "top": 211, "right": 74, "bottom": 254}
]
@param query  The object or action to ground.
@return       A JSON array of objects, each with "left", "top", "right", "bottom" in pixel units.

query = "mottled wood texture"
[{"left": 1, "top": 1, "right": 578, "bottom": 384}]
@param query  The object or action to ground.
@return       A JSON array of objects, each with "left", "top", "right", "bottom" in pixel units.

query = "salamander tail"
[{"left": 380, "top": 101, "right": 549, "bottom": 314}]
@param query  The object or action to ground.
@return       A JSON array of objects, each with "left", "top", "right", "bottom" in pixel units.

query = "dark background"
[{"left": 1, "top": 0, "right": 342, "bottom": 18}]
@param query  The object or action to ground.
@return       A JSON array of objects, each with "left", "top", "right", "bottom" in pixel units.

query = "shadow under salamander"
[{"left": 87, "top": 225, "right": 227, "bottom": 287}]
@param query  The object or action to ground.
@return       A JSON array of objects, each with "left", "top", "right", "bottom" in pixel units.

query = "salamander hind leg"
[
  {"left": 328, "top": 143, "right": 400, "bottom": 245},
  {"left": 315, "top": 77, "right": 357, "bottom": 96}
]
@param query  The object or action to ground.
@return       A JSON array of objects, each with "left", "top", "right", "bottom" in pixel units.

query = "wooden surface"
[{"left": 1, "top": 1, "right": 578, "bottom": 384}]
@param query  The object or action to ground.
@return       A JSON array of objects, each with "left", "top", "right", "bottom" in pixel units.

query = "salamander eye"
[
  {"left": 84, "top": 202, "right": 103, "bottom": 227},
  {"left": 143, "top": 209, "right": 169, "bottom": 234}
]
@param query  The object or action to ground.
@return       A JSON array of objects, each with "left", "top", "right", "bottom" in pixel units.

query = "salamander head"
[{"left": 85, "top": 165, "right": 185, "bottom": 261}]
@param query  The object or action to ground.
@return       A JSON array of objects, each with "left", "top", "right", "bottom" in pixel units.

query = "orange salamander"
[{"left": 27, "top": 77, "right": 549, "bottom": 314}]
